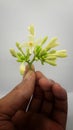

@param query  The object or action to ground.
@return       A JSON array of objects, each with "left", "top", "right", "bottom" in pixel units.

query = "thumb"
[{"left": 0, "top": 70, "right": 35, "bottom": 117}]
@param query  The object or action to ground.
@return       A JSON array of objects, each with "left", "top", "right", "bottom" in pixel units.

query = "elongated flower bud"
[
  {"left": 40, "top": 36, "right": 48, "bottom": 46},
  {"left": 28, "top": 24, "right": 34, "bottom": 35},
  {"left": 45, "top": 59, "right": 57, "bottom": 66},
  {"left": 10, "top": 48, "right": 17, "bottom": 57},
  {"left": 45, "top": 55, "right": 57, "bottom": 60},
  {"left": 56, "top": 50, "right": 67, "bottom": 58},
  {"left": 16, "top": 42, "right": 25, "bottom": 56},
  {"left": 16, "top": 42, "right": 21, "bottom": 50},
  {"left": 45, "top": 37, "right": 59, "bottom": 51}
]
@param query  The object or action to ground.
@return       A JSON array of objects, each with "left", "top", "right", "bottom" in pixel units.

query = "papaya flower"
[
  {"left": 21, "top": 25, "right": 42, "bottom": 54},
  {"left": 10, "top": 24, "right": 67, "bottom": 75}
]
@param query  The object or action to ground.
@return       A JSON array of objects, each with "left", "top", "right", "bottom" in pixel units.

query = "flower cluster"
[{"left": 10, "top": 25, "right": 67, "bottom": 75}]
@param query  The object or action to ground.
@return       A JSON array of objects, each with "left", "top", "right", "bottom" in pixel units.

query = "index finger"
[
  {"left": 36, "top": 71, "right": 55, "bottom": 91},
  {"left": 0, "top": 70, "right": 35, "bottom": 117}
]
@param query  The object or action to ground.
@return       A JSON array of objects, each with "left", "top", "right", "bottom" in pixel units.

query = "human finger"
[
  {"left": 23, "top": 64, "right": 35, "bottom": 77},
  {"left": 28, "top": 71, "right": 54, "bottom": 113},
  {"left": 28, "top": 85, "right": 44, "bottom": 112},
  {"left": 0, "top": 70, "right": 35, "bottom": 117},
  {"left": 36, "top": 71, "right": 55, "bottom": 91},
  {"left": 51, "top": 83, "right": 67, "bottom": 129}
]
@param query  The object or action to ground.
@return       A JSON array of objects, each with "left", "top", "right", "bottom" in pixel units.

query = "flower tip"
[
  {"left": 20, "top": 63, "right": 25, "bottom": 75},
  {"left": 28, "top": 24, "right": 35, "bottom": 35},
  {"left": 10, "top": 48, "right": 17, "bottom": 57},
  {"left": 16, "top": 42, "right": 20, "bottom": 47}
]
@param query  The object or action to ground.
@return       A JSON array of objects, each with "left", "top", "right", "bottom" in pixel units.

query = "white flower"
[
  {"left": 21, "top": 34, "right": 36, "bottom": 54},
  {"left": 27, "top": 41, "right": 35, "bottom": 54},
  {"left": 21, "top": 25, "right": 42, "bottom": 54},
  {"left": 21, "top": 42, "right": 35, "bottom": 54},
  {"left": 19, "top": 63, "right": 25, "bottom": 75}
]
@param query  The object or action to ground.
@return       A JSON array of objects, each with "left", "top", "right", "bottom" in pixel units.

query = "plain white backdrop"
[
  {"left": 0, "top": 1, "right": 73, "bottom": 130},
  {"left": 0, "top": 0, "right": 73, "bottom": 95}
]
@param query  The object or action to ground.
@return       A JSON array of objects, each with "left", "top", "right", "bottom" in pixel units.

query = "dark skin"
[{"left": 0, "top": 70, "right": 67, "bottom": 130}]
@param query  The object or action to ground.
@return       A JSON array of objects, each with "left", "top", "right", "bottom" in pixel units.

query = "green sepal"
[
  {"left": 34, "top": 45, "right": 42, "bottom": 57},
  {"left": 39, "top": 49, "right": 48, "bottom": 57},
  {"left": 16, "top": 59, "right": 24, "bottom": 62},
  {"left": 17, "top": 52, "right": 22, "bottom": 57}
]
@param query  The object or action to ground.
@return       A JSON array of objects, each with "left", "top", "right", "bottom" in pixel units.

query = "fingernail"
[{"left": 24, "top": 70, "right": 34, "bottom": 80}]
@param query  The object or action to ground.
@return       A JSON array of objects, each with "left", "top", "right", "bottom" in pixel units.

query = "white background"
[
  {"left": 0, "top": 0, "right": 73, "bottom": 94},
  {"left": 0, "top": 0, "right": 73, "bottom": 130}
]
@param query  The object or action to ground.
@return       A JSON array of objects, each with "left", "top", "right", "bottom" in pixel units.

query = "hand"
[{"left": 0, "top": 70, "right": 67, "bottom": 130}]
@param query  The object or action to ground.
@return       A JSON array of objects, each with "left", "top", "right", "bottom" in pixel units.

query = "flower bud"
[
  {"left": 20, "top": 63, "right": 25, "bottom": 75},
  {"left": 10, "top": 48, "right": 17, "bottom": 57},
  {"left": 45, "top": 59, "right": 57, "bottom": 66},
  {"left": 40, "top": 36, "right": 48, "bottom": 46},
  {"left": 16, "top": 42, "right": 21, "bottom": 50},
  {"left": 45, "top": 37, "right": 59, "bottom": 51},
  {"left": 28, "top": 24, "right": 34, "bottom": 35},
  {"left": 56, "top": 50, "right": 67, "bottom": 58}
]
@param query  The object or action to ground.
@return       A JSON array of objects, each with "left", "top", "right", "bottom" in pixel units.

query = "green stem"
[
  {"left": 30, "top": 56, "right": 35, "bottom": 64},
  {"left": 27, "top": 56, "right": 35, "bottom": 69}
]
